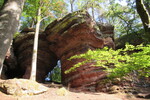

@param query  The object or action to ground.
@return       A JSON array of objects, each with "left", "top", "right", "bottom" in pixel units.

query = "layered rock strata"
[
  {"left": 45, "top": 11, "right": 114, "bottom": 91},
  {"left": 14, "top": 31, "right": 57, "bottom": 82}
]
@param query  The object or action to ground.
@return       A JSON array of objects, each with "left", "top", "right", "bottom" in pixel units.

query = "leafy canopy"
[
  {"left": 21, "top": 0, "right": 67, "bottom": 29},
  {"left": 0, "top": 0, "right": 4, "bottom": 9}
]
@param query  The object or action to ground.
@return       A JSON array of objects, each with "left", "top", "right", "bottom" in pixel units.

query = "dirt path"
[{"left": 0, "top": 87, "right": 148, "bottom": 100}]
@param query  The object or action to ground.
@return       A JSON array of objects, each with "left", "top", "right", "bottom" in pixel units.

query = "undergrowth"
[{"left": 65, "top": 44, "right": 150, "bottom": 79}]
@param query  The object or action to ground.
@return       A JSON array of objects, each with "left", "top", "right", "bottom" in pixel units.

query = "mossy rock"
[{"left": 0, "top": 79, "right": 48, "bottom": 96}]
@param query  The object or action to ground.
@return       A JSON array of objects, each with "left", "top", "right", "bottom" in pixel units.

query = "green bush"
[
  {"left": 65, "top": 44, "right": 150, "bottom": 79},
  {"left": 51, "top": 65, "right": 61, "bottom": 83}
]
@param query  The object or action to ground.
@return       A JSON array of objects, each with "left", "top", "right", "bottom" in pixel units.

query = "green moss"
[
  {"left": 48, "top": 10, "right": 89, "bottom": 35},
  {"left": 50, "top": 16, "right": 85, "bottom": 35},
  {"left": 14, "top": 32, "right": 35, "bottom": 44}
]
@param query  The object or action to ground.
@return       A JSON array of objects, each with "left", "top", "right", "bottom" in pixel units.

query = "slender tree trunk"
[
  {"left": 0, "top": 0, "right": 25, "bottom": 78},
  {"left": 30, "top": 20, "right": 35, "bottom": 28},
  {"left": 91, "top": 4, "right": 95, "bottom": 20},
  {"left": 70, "top": 0, "right": 75, "bottom": 12},
  {"left": 136, "top": 0, "right": 150, "bottom": 42},
  {"left": 145, "top": 3, "right": 150, "bottom": 15},
  {"left": 71, "top": 3, "right": 73, "bottom": 12},
  {"left": 30, "top": 18, "right": 36, "bottom": 28},
  {"left": 30, "top": 6, "right": 41, "bottom": 81}
]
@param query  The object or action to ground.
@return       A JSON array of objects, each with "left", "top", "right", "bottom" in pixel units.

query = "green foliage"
[
  {"left": 115, "top": 31, "right": 144, "bottom": 49},
  {"left": 65, "top": 44, "right": 150, "bottom": 79},
  {"left": 0, "top": 0, "right": 4, "bottom": 9},
  {"left": 21, "top": 0, "right": 67, "bottom": 30},
  {"left": 13, "top": 32, "right": 20, "bottom": 38},
  {"left": 103, "top": 0, "right": 142, "bottom": 37},
  {"left": 51, "top": 66, "right": 61, "bottom": 83},
  {"left": 75, "top": 0, "right": 105, "bottom": 9}
]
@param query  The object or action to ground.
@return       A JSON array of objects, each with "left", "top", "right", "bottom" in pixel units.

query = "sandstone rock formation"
[
  {"left": 11, "top": 11, "right": 115, "bottom": 91},
  {"left": 97, "top": 23, "right": 115, "bottom": 49},
  {"left": 13, "top": 30, "right": 58, "bottom": 82},
  {"left": 2, "top": 45, "right": 18, "bottom": 79},
  {"left": 45, "top": 11, "right": 115, "bottom": 91}
]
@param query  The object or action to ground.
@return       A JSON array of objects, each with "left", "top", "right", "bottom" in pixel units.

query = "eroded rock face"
[
  {"left": 45, "top": 11, "right": 115, "bottom": 91},
  {"left": 97, "top": 23, "right": 115, "bottom": 49},
  {"left": 3, "top": 46, "right": 17, "bottom": 79},
  {"left": 13, "top": 31, "right": 58, "bottom": 82}
]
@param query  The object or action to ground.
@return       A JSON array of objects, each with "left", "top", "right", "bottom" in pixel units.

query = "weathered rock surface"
[
  {"left": 0, "top": 79, "right": 48, "bottom": 96},
  {"left": 20, "top": 27, "right": 44, "bottom": 34},
  {"left": 10, "top": 11, "right": 115, "bottom": 91},
  {"left": 13, "top": 31, "right": 58, "bottom": 82},
  {"left": 45, "top": 11, "right": 115, "bottom": 91},
  {"left": 97, "top": 23, "right": 115, "bottom": 49}
]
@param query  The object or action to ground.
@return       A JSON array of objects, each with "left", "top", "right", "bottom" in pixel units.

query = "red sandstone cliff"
[
  {"left": 13, "top": 30, "right": 58, "bottom": 82},
  {"left": 45, "top": 11, "right": 115, "bottom": 91}
]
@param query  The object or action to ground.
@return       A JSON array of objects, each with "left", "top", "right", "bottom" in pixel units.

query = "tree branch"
[{"left": 40, "top": 16, "right": 49, "bottom": 21}]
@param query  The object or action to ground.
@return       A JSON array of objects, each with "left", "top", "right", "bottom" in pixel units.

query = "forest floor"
[{"left": 0, "top": 82, "right": 149, "bottom": 100}]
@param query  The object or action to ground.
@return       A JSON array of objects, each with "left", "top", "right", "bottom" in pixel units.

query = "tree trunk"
[
  {"left": 91, "top": 4, "right": 95, "bottom": 20},
  {"left": 144, "top": 2, "right": 150, "bottom": 15},
  {"left": 136, "top": 0, "right": 150, "bottom": 42},
  {"left": 30, "top": 6, "right": 41, "bottom": 81},
  {"left": 70, "top": 0, "right": 75, "bottom": 12},
  {"left": 0, "top": 0, "right": 25, "bottom": 78},
  {"left": 71, "top": 3, "right": 73, "bottom": 12}
]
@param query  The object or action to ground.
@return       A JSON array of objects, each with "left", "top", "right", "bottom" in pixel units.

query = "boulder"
[
  {"left": 45, "top": 11, "right": 115, "bottom": 91},
  {"left": 0, "top": 79, "right": 48, "bottom": 96}
]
